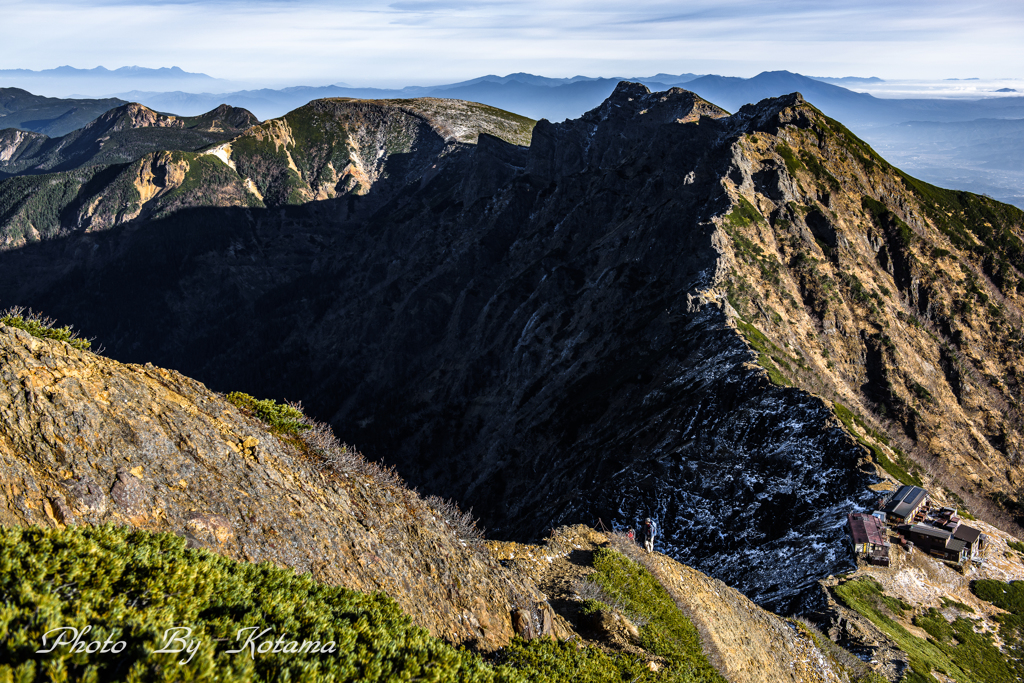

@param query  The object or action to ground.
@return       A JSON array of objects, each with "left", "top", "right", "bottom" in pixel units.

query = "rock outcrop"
[
  {"left": 490, "top": 525, "right": 850, "bottom": 683},
  {"left": 0, "top": 323, "right": 549, "bottom": 650}
]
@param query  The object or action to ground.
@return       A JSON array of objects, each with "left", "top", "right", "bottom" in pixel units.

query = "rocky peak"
[
  {"left": 528, "top": 82, "right": 728, "bottom": 180},
  {"left": 582, "top": 81, "right": 729, "bottom": 126},
  {"left": 731, "top": 91, "right": 815, "bottom": 135}
]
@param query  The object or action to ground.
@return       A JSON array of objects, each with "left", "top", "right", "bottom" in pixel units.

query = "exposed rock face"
[
  {"left": 711, "top": 94, "right": 1024, "bottom": 522},
  {"left": 0, "top": 323, "right": 550, "bottom": 650},
  {"left": 2, "top": 83, "right": 1023, "bottom": 612}
]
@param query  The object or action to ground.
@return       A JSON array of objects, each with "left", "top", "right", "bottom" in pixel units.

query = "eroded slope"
[{"left": 0, "top": 322, "right": 546, "bottom": 650}]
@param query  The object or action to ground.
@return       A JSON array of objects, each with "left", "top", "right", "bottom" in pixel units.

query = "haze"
[{"left": 3, "top": 0, "right": 1023, "bottom": 88}]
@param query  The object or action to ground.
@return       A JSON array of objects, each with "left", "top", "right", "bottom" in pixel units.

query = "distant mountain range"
[
  {"left": 113, "top": 72, "right": 705, "bottom": 123},
  {"left": 0, "top": 65, "right": 232, "bottom": 98}
]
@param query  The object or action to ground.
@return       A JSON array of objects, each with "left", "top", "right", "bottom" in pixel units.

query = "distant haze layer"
[{"left": 2, "top": 0, "right": 1023, "bottom": 86}]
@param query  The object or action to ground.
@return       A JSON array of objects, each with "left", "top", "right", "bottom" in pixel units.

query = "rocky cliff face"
[
  {"left": 1, "top": 83, "right": 1022, "bottom": 614},
  {"left": 0, "top": 322, "right": 549, "bottom": 651},
  {"left": 707, "top": 94, "right": 1024, "bottom": 526}
]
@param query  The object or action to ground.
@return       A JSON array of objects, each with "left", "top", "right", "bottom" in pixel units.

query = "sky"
[{"left": 3, "top": 0, "right": 1023, "bottom": 88}]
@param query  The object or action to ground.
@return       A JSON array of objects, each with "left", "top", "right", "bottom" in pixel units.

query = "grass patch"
[
  {"left": 585, "top": 548, "right": 726, "bottom": 683},
  {"left": 226, "top": 391, "right": 310, "bottom": 436},
  {"left": 776, "top": 143, "right": 804, "bottom": 176},
  {"left": 833, "top": 578, "right": 969, "bottom": 683},
  {"left": 734, "top": 319, "right": 794, "bottom": 386},
  {"left": 863, "top": 196, "right": 914, "bottom": 248},
  {"left": 835, "top": 578, "right": 1024, "bottom": 683},
  {"left": 1008, "top": 541, "right": 1024, "bottom": 554},
  {"left": 833, "top": 402, "right": 923, "bottom": 486},
  {"left": 724, "top": 195, "right": 764, "bottom": 229},
  {"left": 1, "top": 306, "right": 93, "bottom": 351}
]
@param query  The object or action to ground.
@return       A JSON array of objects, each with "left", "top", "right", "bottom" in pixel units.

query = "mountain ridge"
[
  {"left": 0, "top": 101, "right": 258, "bottom": 178},
  {"left": 1, "top": 83, "right": 1023, "bottom": 614}
]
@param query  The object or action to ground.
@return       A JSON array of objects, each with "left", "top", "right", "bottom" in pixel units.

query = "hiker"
[
  {"left": 626, "top": 527, "right": 636, "bottom": 543},
  {"left": 643, "top": 518, "right": 657, "bottom": 553}
]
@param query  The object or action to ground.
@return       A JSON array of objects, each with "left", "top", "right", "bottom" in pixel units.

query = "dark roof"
[
  {"left": 849, "top": 512, "right": 887, "bottom": 546},
  {"left": 947, "top": 539, "right": 968, "bottom": 554},
  {"left": 907, "top": 523, "right": 951, "bottom": 541},
  {"left": 953, "top": 525, "right": 982, "bottom": 543},
  {"left": 881, "top": 485, "right": 928, "bottom": 519}
]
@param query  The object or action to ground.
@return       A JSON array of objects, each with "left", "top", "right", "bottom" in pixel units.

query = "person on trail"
[
  {"left": 626, "top": 528, "right": 636, "bottom": 543},
  {"left": 643, "top": 518, "right": 657, "bottom": 553}
]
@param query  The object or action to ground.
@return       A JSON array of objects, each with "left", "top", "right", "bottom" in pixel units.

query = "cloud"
[{"left": 1, "top": 0, "right": 1021, "bottom": 86}]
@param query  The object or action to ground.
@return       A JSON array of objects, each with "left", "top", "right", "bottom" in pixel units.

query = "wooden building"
[
  {"left": 952, "top": 524, "right": 986, "bottom": 560},
  {"left": 848, "top": 512, "right": 890, "bottom": 566},
  {"left": 900, "top": 523, "right": 980, "bottom": 563},
  {"left": 880, "top": 485, "right": 929, "bottom": 525}
]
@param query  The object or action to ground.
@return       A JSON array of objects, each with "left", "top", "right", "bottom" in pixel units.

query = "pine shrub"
[{"left": 1, "top": 306, "right": 92, "bottom": 351}]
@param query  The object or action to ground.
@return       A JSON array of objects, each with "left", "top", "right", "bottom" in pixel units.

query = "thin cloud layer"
[{"left": 2, "top": 0, "right": 1022, "bottom": 86}]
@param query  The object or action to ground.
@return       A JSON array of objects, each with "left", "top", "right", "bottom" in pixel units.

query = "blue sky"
[{"left": 4, "top": 0, "right": 1023, "bottom": 86}]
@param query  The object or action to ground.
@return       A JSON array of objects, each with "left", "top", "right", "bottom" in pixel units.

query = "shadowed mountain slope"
[
  {"left": 1, "top": 83, "right": 1023, "bottom": 615},
  {"left": 0, "top": 322, "right": 863, "bottom": 682}
]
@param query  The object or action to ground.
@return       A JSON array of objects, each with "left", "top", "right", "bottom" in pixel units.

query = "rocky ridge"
[
  {"left": 0, "top": 96, "right": 534, "bottom": 246},
  {"left": 0, "top": 101, "right": 258, "bottom": 177},
  {"left": 0, "top": 322, "right": 547, "bottom": 651},
  {"left": 0, "top": 83, "right": 1022, "bottom": 614},
  {"left": 490, "top": 525, "right": 850, "bottom": 683}
]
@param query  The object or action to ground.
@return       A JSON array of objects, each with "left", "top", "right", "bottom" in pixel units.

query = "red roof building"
[{"left": 849, "top": 512, "right": 889, "bottom": 553}]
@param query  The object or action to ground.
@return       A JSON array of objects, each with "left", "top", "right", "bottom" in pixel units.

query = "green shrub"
[
  {"left": 776, "top": 143, "right": 804, "bottom": 176},
  {"left": 1, "top": 526, "right": 716, "bottom": 683},
  {"left": 0, "top": 525, "right": 515, "bottom": 683},
  {"left": 226, "top": 391, "right": 310, "bottom": 436},
  {"left": 1, "top": 306, "right": 92, "bottom": 350},
  {"left": 498, "top": 637, "right": 653, "bottom": 683}
]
